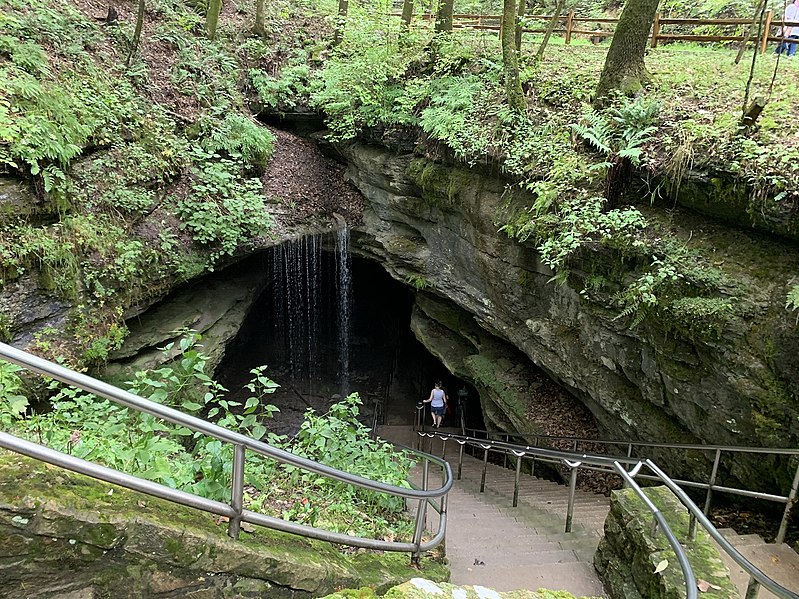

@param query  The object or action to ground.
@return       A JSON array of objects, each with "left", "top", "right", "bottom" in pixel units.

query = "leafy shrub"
[
  {"left": 176, "top": 149, "right": 273, "bottom": 263},
  {"left": 202, "top": 113, "right": 276, "bottom": 173},
  {"left": 0, "top": 337, "right": 414, "bottom": 538}
]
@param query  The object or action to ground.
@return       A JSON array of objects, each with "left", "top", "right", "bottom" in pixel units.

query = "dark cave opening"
[{"left": 215, "top": 236, "right": 483, "bottom": 435}]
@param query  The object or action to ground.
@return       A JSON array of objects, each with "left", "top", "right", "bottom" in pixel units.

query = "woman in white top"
[
  {"left": 776, "top": 0, "right": 799, "bottom": 56},
  {"left": 424, "top": 381, "right": 448, "bottom": 428}
]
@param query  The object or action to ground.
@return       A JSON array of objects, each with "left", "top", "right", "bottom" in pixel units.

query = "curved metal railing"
[
  {"left": 0, "top": 342, "right": 452, "bottom": 561},
  {"left": 418, "top": 428, "right": 799, "bottom": 599},
  {"left": 431, "top": 422, "right": 799, "bottom": 544}
]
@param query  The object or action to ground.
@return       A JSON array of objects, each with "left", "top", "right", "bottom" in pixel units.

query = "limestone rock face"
[
  {"left": 0, "top": 453, "right": 447, "bottom": 598},
  {"left": 103, "top": 261, "right": 268, "bottom": 382},
  {"left": 321, "top": 578, "right": 583, "bottom": 598},
  {"left": 341, "top": 142, "right": 799, "bottom": 492}
]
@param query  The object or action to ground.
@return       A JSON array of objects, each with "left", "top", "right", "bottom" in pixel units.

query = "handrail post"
[
  {"left": 411, "top": 458, "right": 430, "bottom": 565},
  {"left": 760, "top": 9, "right": 773, "bottom": 54},
  {"left": 228, "top": 444, "right": 245, "bottom": 540},
  {"left": 745, "top": 577, "right": 761, "bottom": 599},
  {"left": 776, "top": 458, "right": 799, "bottom": 543},
  {"left": 565, "top": 461, "right": 580, "bottom": 533},
  {"left": 503, "top": 435, "right": 509, "bottom": 469},
  {"left": 481, "top": 446, "right": 489, "bottom": 493},
  {"left": 651, "top": 11, "right": 660, "bottom": 47},
  {"left": 704, "top": 448, "right": 722, "bottom": 515},
  {"left": 441, "top": 438, "right": 447, "bottom": 459},
  {"left": 513, "top": 453, "right": 522, "bottom": 507},
  {"left": 565, "top": 9, "right": 574, "bottom": 44},
  {"left": 457, "top": 442, "right": 464, "bottom": 480},
  {"left": 688, "top": 512, "right": 697, "bottom": 542}
]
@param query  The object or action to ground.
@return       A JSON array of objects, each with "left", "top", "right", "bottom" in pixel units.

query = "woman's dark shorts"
[{"left": 432, "top": 406, "right": 445, "bottom": 416}]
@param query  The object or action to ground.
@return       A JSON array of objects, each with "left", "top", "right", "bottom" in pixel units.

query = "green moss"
[
  {"left": 0, "top": 453, "right": 448, "bottom": 597},
  {"left": 598, "top": 487, "right": 736, "bottom": 599},
  {"left": 464, "top": 354, "right": 527, "bottom": 424},
  {"left": 406, "top": 159, "right": 475, "bottom": 207},
  {"left": 658, "top": 296, "right": 736, "bottom": 343}
]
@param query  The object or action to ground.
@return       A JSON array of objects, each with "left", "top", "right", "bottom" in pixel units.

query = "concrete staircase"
[
  {"left": 717, "top": 529, "right": 799, "bottom": 599},
  {"left": 380, "top": 426, "right": 608, "bottom": 597},
  {"left": 378, "top": 425, "right": 799, "bottom": 598}
]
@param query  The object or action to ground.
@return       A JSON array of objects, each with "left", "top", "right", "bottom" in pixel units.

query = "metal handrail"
[
  {"left": 462, "top": 426, "right": 799, "bottom": 456},
  {"left": 457, "top": 426, "right": 799, "bottom": 543},
  {"left": 420, "top": 428, "right": 799, "bottom": 598},
  {"left": 0, "top": 342, "right": 452, "bottom": 559},
  {"left": 644, "top": 460, "right": 799, "bottom": 599},
  {"left": 614, "top": 462, "right": 698, "bottom": 599}
]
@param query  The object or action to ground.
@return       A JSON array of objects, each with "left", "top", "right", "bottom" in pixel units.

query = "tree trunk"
[
  {"left": 206, "top": 0, "right": 222, "bottom": 39},
  {"left": 435, "top": 0, "right": 453, "bottom": 32},
  {"left": 514, "top": 0, "right": 525, "bottom": 53},
  {"left": 535, "top": 0, "right": 565, "bottom": 59},
  {"left": 502, "top": 0, "right": 525, "bottom": 111},
  {"left": 333, "top": 0, "right": 348, "bottom": 45},
  {"left": 595, "top": 0, "right": 660, "bottom": 101},
  {"left": 402, "top": 0, "right": 414, "bottom": 27},
  {"left": 253, "top": 0, "right": 265, "bottom": 36},
  {"left": 126, "top": 0, "right": 146, "bottom": 67}
]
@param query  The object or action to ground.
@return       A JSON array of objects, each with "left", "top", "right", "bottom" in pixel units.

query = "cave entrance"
[{"left": 215, "top": 233, "right": 482, "bottom": 435}]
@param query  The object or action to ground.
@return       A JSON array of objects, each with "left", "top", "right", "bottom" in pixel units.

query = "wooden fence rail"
[{"left": 389, "top": 10, "right": 799, "bottom": 54}]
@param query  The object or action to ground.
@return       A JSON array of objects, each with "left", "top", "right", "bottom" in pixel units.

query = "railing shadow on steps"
[
  {"left": 0, "top": 342, "right": 453, "bottom": 564},
  {"left": 415, "top": 424, "right": 799, "bottom": 599}
]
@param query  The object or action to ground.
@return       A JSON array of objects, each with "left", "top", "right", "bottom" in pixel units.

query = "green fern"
[{"left": 570, "top": 111, "right": 613, "bottom": 155}]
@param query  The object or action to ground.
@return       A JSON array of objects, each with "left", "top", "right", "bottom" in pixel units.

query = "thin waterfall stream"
[
  {"left": 336, "top": 226, "right": 352, "bottom": 395},
  {"left": 269, "top": 230, "right": 351, "bottom": 396}
]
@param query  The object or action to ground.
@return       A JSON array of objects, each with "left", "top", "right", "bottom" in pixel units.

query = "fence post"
[
  {"left": 760, "top": 9, "right": 773, "bottom": 54},
  {"left": 651, "top": 11, "right": 661, "bottom": 48},
  {"left": 565, "top": 10, "right": 574, "bottom": 45}
]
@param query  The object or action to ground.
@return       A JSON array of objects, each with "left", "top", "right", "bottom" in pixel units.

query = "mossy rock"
[
  {"left": 0, "top": 453, "right": 448, "bottom": 598},
  {"left": 595, "top": 487, "right": 736, "bottom": 599}
]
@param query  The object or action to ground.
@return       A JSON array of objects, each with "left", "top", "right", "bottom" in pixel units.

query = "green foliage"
[
  {"left": 661, "top": 296, "right": 735, "bottom": 341},
  {"left": 0, "top": 361, "right": 29, "bottom": 429},
  {"left": 177, "top": 148, "right": 273, "bottom": 264},
  {"left": 201, "top": 113, "right": 276, "bottom": 173},
  {"left": 249, "top": 50, "right": 311, "bottom": 111},
  {"left": 289, "top": 394, "right": 413, "bottom": 515},
  {"left": 570, "top": 98, "right": 660, "bottom": 168},
  {"left": 311, "top": 18, "right": 429, "bottom": 139},
  {"left": 0, "top": 337, "right": 413, "bottom": 539},
  {"left": 787, "top": 284, "right": 799, "bottom": 323},
  {"left": 405, "top": 274, "right": 430, "bottom": 290}
]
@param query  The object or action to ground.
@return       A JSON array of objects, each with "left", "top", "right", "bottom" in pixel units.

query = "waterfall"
[
  {"left": 271, "top": 233, "right": 322, "bottom": 394},
  {"left": 336, "top": 226, "right": 353, "bottom": 395},
  {"left": 269, "top": 228, "right": 352, "bottom": 397}
]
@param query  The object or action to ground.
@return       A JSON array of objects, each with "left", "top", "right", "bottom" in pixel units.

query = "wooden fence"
[{"left": 390, "top": 11, "right": 799, "bottom": 54}]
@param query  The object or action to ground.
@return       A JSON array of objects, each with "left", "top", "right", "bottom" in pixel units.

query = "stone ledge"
[
  {"left": 0, "top": 452, "right": 447, "bottom": 598},
  {"left": 594, "top": 486, "right": 736, "bottom": 599}
]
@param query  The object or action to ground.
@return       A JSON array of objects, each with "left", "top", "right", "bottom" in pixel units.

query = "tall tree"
[
  {"left": 501, "top": 0, "right": 525, "bottom": 111},
  {"left": 206, "top": 0, "right": 222, "bottom": 39},
  {"left": 333, "top": 0, "right": 348, "bottom": 45},
  {"left": 126, "top": 0, "right": 145, "bottom": 67},
  {"left": 435, "top": 0, "right": 453, "bottom": 32},
  {"left": 253, "top": 0, "right": 266, "bottom": 36},
  {"left": 402, "top": 0, "right": 414, "bottom": 27},
  {"left": 595, "top": 0, "right": 660, "bottom": 101}
]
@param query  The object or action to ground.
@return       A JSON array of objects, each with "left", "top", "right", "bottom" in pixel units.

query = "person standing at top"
[
  {"left": 424, "top": 381, "right": 448, "bottom": 428},
  {"left": 776, "top": 0, "right": 799, "bottom": 57}
]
